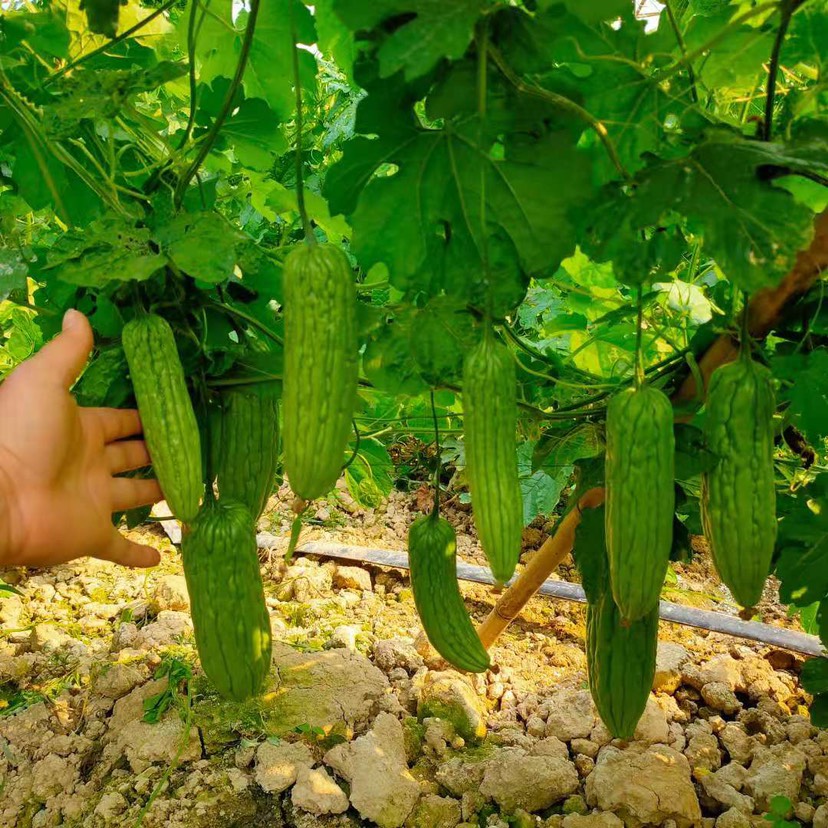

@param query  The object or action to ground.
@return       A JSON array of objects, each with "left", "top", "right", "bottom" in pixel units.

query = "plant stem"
[
  {"left": 178, "top": 0, "right": 204, "bottom": 150},
  {"left": 290, "top": 2, "right": 313, "bottom": 244},
  {"left": 663, "top": 0, "right": 699, "bottom": 103},
  {"left": 175, "top": 0, "right": 262, "bottom": 206},
  {"left": 488, "top": 45, "right": 630, "bottom": 182},
  {"left": 8, "top": 300, "right": 60, "bottom": 318},
  {"left": 740, "top": 290, "right": 752, "bottom": 359},
  {"left": 634, "top": 287, "right": 645, "bottom": 388},
  {"left": 430, "top": 391, "right": 441, "bottom": 514},
  {"left": 134, "top": 681, "right": 193, "bottom": 827},
  {"left": 476, "top": 20, "right": 491, "bottom": 316},
  {"left": 762, "top": 0, "right": 796, "bottom": 141},
  {"left": 209, "top": 299, "right": 283, "bottom": 345},
  {"left": 341, "top": 421, "right": 361, "bottom": 471}
]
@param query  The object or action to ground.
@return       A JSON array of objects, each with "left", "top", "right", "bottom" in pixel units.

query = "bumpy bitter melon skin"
[
  {"left": 586, "top": 588, "right": 659, "bottom": 740},
  {"left": 408, "top": 512, "right": 490, "bottom": 673},
  {"left": 182, "top": 499, "right": 272, "bottom": 701},
  {"left": 701, "top": 355, "right": 776, "bottom": 609},
  {"left": 213, "top": 385, "right": 279, "bottom": 519},
  {"left": 463, "top": 334, "right": 523, "bottom": 584},
  {"left": 122, "top": 314, "right": 203, "bottom": 524},
  {"left": 282, "top": 243, "right": 359, "bottom": 501},
  {"left": 605, "top": 384, "right": 675, "bottom": 622}
]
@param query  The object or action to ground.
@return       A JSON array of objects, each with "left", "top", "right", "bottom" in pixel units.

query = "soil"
[{"left": 0, "top": 482, "right": 819, "bottom": 828}]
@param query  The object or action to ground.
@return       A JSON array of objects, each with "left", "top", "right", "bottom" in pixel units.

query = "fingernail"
[{"left": 63, "top": 309, "right": 82, "bottom": 331}]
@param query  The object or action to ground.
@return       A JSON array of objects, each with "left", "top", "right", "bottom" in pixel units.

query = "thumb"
[{"left": 28, "top": 310, "right": 94, "bottom": 389}]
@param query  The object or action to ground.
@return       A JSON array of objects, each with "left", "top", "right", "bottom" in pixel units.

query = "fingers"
[
  {"left": 96, "top": 530, "right": 160, "bottom": 568},
  {"left": 106, "top": 440, "right": 151, "bottom": 474},
  {"left": 88, "top": 408, "right": 144, "bottom": 443},
  {"left": 24, "top": 310, "right": 94, "bottom": 389},
  {"left": 110, "top": 476, "right": 163, "bottom": 512}
]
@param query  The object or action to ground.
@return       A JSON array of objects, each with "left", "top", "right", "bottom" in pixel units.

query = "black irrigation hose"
[{"left": 282, "top": 538, "right": 825, "bottom": 659}]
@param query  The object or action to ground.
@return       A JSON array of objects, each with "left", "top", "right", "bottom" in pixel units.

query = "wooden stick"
[
  {"left": 477, "top": 487, "right": 604, "bottom": 648},
  {"left": 477, "top": 208, "right": 828, "bottom": 651}
]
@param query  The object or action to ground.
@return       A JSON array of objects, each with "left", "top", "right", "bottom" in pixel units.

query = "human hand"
[{"left": 0, "top": 310, "right": 162, "bottom": 568}]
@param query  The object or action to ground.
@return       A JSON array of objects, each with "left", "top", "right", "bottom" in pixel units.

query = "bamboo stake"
[
  {"left": 476, "top": 487, "right": 605, "bottom": 648},
  {"left": 476, "top": 208, "right": 828, "bottom": 651}
]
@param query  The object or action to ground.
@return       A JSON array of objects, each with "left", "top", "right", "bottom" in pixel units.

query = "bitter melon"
[
  {"left": 212, "top": 384, "right": 279, "bottom": 519},
  {"left": 701, "top": 354, "right": 776, "bottom": 609},
  {"left": 463, "top": 333, "right": 523, "bottom": 584},
  {"left": 282, "top": 243, "right": 359, "bottom": 501},
  {"left": 586, "top": 588, "right": 659, "bottom": 740},
  {"left": 605, "top": 384, "right": 675, "bottom": 621},
  {"left": 122, "top": 314, "right": 203, "bottom": 524},
  {"left": 408, "top": 511, "right": 490, "bottom": 673},
  {"left": 182, "top": 498, "right": 272, "bottom": 701}
]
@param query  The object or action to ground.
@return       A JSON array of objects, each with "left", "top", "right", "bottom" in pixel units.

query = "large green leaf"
[
  {"left": 586, "top": 132, "right": 822, "bottom": 291},
  {"left": 775, "top": 349, "right": 828, "bottom": 444},
  {"left": 37, "top": 215, "right": 165, "bottom": 287},
  {"left": 776, "top": 479, "right": 828, "bottom": 607},
  {"left": 327, "top": 114, "right": 591, "bottom": 313},
  {"left": 189, "top": 0, "right": 317, "bottom": 118},
  {"left": 155, "top": 211, "right": 242, "bottom": 285},
  {"left": 333, "top": 0, "right": 487, "bottom": 80}
]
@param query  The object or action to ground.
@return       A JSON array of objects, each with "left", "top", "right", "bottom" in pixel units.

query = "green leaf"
[
  {"left": 670, "top": 514, "right": 693, "bottom": 563},
  {"left": 38, "top": 215, "right": 165, "bottom": 287},
  {"left": 533, "top": 423, "right": 603, "bottom": 475},
  {"left": 786, "top": 0, "right": 828, "bottom": 73},
  {"left": 191, "top": 0, "right": 317, "bottom": 118},
  {"left": 0, "top": 249, "right": 28, "bottom": 302},
  {"left": 10, "top": 130, "right": 103, "bottom": 226},
  {"left": 44, "top": 63, "right": 188, "bottom": 138},
  {"left": 775, "top": 479, "right": 828, "bottom": 607},
  {"left": 498, "top": 3, "right": 694, "bottom": 178},
  {"left": 588, "top": 132, "right": 820, "bottom": 292},
  {"left": 222, "top": 98, "right": 288, "bottom": 170},
  {"left": 409, "top": 296, "right": 477, "bottom": 386},
  {"left": 775, "top": 350, "right": 828, "bottom": 444},
  {"left": 314, "top": 0, "right": 356, "bottom": 77},
  {"left": 683, "top": 11, "right": 775, "bottom": 90},
  {"left": 674, "top": 423, "right": 717, "bottom": 480},
  {"left": 264, "top": 182, "right": 351, "bottom": 243},
  {"left": 80, "top": 0, "right": 123, "bottom": 38},
  {"left": 572, "top": 0, "right": 631, "bottom": 22},
  {"left": 520, "top": 466, "right": 568, "bottom": 527},
  {"left": 811, "top": 694, "right": 828, "bottom": 729},
  {"left": 363, "top": 316, "right": 429, "bottom": 395},
  {"left": 75, "top": 347, "right": 132, "bottom": 407},
  {"left": 327, "top": 115, "right": 591, "bottom": 313},
  {"left": 156, "top": 212, "right": 241, "bottom": 285},
  {"left": 345, "top": 438, "right": 394, "bottom": 508},
  {"left": 801, "top": 657, "right": 828, "bottom": 695},
  {"left": 333, "top": 0, "right": 486, "bottom": 81},
  {"left": 1, "top": 10, "right": 70, "bottom": 58}
]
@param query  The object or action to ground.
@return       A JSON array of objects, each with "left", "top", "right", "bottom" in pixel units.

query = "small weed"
[
  {"left": 763, "top": 796, "right": 801, "bottom": 827},
  {"left": 284, "top": 604, "right": 315, "bottom": 628},
  {"left": 0, "top": 580, "right": 22, "bottom": 597},
  {"left": 0, "top": 685, "right": 45, "bottom": 717},
  {"left": 142, "top": 656, "right": 193, "bottom": 724},
  {"left": 293, "top": 722, "right": 327, "bottom": 744}
]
